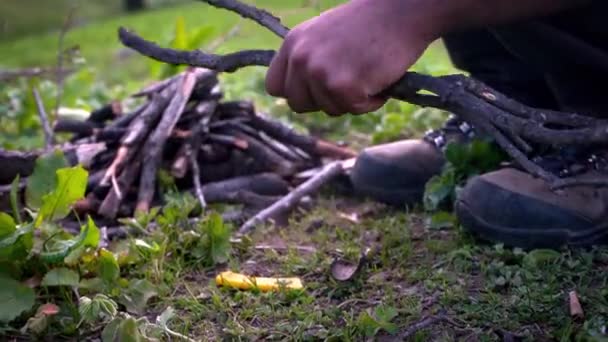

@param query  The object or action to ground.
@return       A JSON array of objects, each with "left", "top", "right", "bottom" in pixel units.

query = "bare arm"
[
  {"left": 421, "top": 0, "right": 589, "bottom": 34},
  {"left": 265, "top": 0, "right": 589, "bottom": 116}
]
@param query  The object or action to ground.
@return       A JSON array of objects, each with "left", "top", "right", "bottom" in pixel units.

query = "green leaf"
[
  {"left": 208, "top": 212, "right": 231, "bottom": 264},
  {"left": 0, "top": 223, "right": 34, "bottom": 261},
  {"left": 10, "top": 175, "right": 22, "bottom": 224},
  {"left": 423, "top": 169, "right": 456, "bottom": 211},
  {"left": 444, "top": 143, "right": 469, "bottom": 168},
  {"left": 524, "top": 249, "right": 561, "bottom": 268},
  {"left": 79, "top": 294, "right": 117, "bottom": 326},
  {"left": 35, "top": 165, "right": 88, "bottom": 226},
  {"left": 374, "top": 305, "right": 398, "bottom": 335},
  {"left": 95, "top": 294, "right": 118, "bottom": 319},
  {"left": 375, "top": 305, "right": 398, "bottom": 322},
  {"left": 357, "top": 311, "right": 382, "bottom": 337},
  {"left": 82, "top": 216, "right": 100, "bottom": 248},
  {"left": 428, "top": 211, "right": 457, "bottom": 230},
  {"left": 119, "top": 279, "right": 158, "bottom": 315},
  {"left": 78, "top": 296, "right": 98, "bottom": 326},
  {"left": 41, "top": 267, "right": 80, "bottom": 287},
  {"left": 171, "top": 16, "right": 188, "bottom": 50},
  {"left": 134, "top": 239, "right": 161, "bottom": 255},
  {"left": 101, "top": 317, "right": 124, "bottom": 342},
  {"left": 0, "top": 212, "right": 16, "bottom": 237},
  {"left": 0, "top": 275, "right": 36, "bottom": 322},
  {"left": 40, "top": 217, "right": 98, "bottom": 263},
  {"left": 118, "top": 317, "right": 142, "bottom": 342},
  {"left": 98, "top": 249, "right": 120, "bottom": 283},
  {"left": 25, "top": 150, "right": 68, "bottom": 210}
]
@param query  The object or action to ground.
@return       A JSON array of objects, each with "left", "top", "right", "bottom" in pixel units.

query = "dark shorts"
[{"left": 443, "top": 1, "right": 608, "bottom": 116}]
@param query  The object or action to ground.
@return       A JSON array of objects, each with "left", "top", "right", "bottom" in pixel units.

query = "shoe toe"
[
  {"left": 456, "top": 169, "right": 596, "bottom": 249},
  {"left": 350, "top": 140, "right": 444, "bottom": 206}
]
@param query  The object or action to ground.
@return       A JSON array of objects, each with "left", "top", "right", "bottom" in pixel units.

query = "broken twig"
[
  {"left": 238, "top": 161, "right": 343, "bottom": 234},
  {"left": 32, "top": 88, "right": 55, "bottom": 151}
]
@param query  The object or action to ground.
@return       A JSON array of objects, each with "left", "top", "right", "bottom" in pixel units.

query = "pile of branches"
[
  {"left": 118, "top": 0, "right": 608, "bottom": 191},
  {"left": 0, "top": 67, "right": 355, "bottom": 235}
]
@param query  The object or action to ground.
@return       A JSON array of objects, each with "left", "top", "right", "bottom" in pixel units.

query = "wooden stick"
[
  {"left": 101, "top": 82, "right": 178, "bottom": 185},
  {"left": 32, "top": 87, "right": 55, "bottom": 151},
  {"left": 171, "top": 100, "right": 217, "bottom": 178},
  {"left": 98, "top": 156, "right": 142, "bottom": 219},
  {"left": 398, "top": 314, "right": 455, "bottom": 340},
  {"left": 136, "top": 69, "right": 201, "bottom": 213},
  {"left": 238, "top": 161, "right": 343, "bottom": 234},
  {"left": 189, "top": 148, "right": 207, "bottom": 209}
]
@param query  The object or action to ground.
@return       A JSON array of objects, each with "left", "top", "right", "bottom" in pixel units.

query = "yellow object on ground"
[{"left": 215, "top": 271, "right": 303, "bottom": 292}]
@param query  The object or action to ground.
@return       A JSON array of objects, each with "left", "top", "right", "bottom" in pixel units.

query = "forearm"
[
  {"left": 378, "top": 0, "right": 591, "bottom": 39},
  {"left": 438, "top": 0, "right": 588, "bottom": 31}
]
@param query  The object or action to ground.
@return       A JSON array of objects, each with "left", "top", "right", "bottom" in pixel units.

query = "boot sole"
[{"left": 456, "top": 199, "right": 608, "bottom": 249}]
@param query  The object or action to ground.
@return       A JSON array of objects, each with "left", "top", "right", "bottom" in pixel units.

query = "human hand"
[{"left": 265, "top": 0, "right": 437, "bottom": 116}]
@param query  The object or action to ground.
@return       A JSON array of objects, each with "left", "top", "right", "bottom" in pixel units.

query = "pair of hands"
[{"left": 265, "top": 0, "right": 436, "bottom": 116}]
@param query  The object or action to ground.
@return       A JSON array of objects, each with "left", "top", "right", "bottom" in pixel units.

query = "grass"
[
  {"left": 0, "top": 1, "right": 343, "bottom": 83},
  {"left": 106, "top": 196, "right": 608, "bottom": 340},
  {"left": 2, "top": 1, "right": 608, "bottom": 341}
]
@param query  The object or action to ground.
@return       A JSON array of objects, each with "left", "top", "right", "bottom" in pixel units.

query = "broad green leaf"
[
  {"left": 26, "top": 150, "right": 68, "bottom": 210},
  {"left": 35, "top": 165, "right": 88, "bottom": 226},
  {"left": 41, "top": 267, "right": 80, "bottom": 287},
  {"left": 0, "top": 212, "right": 16, "bottom": 237},
  {"left": 0, "top": 223, "right": 34, "bottom": 261},
  {"left": 98, "top": 249, "right": 120, "bottom": 283},
  {"left": 375, "top": 305, "right": 398, "bottom": 322},
  {"left": 119, "top": 279, "right": 157, "bottom": 315},
  {"left": 10, "top": 175, "right": 22, "bottom": 224},
  {"left": 40, "top": 218, "right": 98, "bottom": 263},
  {"left": 0, "top": 275, "right": 36, "bottom": 322},
  {"left": 374, "top": 305, "right": 398, "bottom": 335},
  {"left": 357, "top": 311, "right": 382, "bottom": 337},
  {"left": 118, "top": 317, "right": 142, "bottom": 342},
  {"left": 207, "top": 212, "right": 231, "bottom": 265}
]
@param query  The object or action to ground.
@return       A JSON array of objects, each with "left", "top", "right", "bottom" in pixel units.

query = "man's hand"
[
  {"left": 265, "top": 0, "right": 585, "bottom": 117},
  {"left": 265, "top": 0, "right": 437, "bottom": 116}
]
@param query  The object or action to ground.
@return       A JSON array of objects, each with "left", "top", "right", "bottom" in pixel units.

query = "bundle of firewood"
[{"left": 0, "top": 67, "right": 356, "bottom": 234}]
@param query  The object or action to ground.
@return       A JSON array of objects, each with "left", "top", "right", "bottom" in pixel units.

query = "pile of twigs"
[{"left": 0, "top": 68, "right": 355, "bottom": 235}]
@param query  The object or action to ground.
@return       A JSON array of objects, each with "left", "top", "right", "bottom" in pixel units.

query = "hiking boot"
[
  {"left": 456, "top": 152, "right": 608, "bottom": 249},
  {"left": 350, "top": 116, "right": 476, "bottom": 206}
]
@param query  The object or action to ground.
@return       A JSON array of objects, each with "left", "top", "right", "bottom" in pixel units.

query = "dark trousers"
[{"left": 443, "top": 1, "right": 608, "bottom": 117}]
